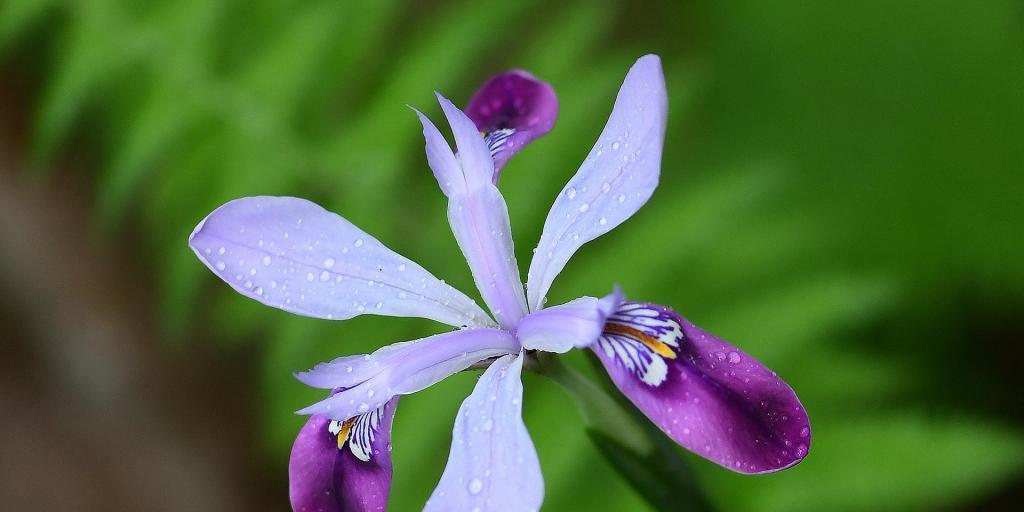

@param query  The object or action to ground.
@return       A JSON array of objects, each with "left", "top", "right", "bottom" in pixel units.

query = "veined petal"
[
  {"left": 466, "top": 70, "right": 558, "bottom": 179},
  {"left": 417, "top": 98, "right": 529, "bottom": 329},
  {"left": 526, "top": 55, "right": 667, "bottom": 310},
  {"left": 189, "top": 196, "right": 492, "bottom": 328},
  {"left": 592, "top": 302, "right": 811, "bottom": 474},
  {"left": 425, "top": 355, "right": 543, "bottom": 512},
  {"left": 516, "top": 287, "right": 623, "bottom": 353},
  {"left": 289, "top": 395, "right": 398, "bottom": 512},
  {"left": 296, "top": 328, "right": 520, "bottom": 422}
]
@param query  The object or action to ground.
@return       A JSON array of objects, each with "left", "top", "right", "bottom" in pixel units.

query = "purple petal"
[
  {"left": 289, "top": 397, "right": 398, "bottom": 512},
  {"left": 296, "top": 328, "right": 520, "bottom": 422},
  {"left": 425, "top": 355, "right": 543, "bottom": 512},
  {"left": 417, "top": 98, "right": 529, "bottom": 329},
  {"left": 465, "top": 70, "right": 558, "bottom": 179},
  {"left": 517, "top": 288, "right": 623, "bottom": 353},
  {"left": 592, "top": 302, "right": 811, "bottom": 474},
  {"left": 526, "top": 55, "right": 667, "bottom": 310},
  {"left": 189, "top": 196, "right": 493, "bottom": 328}
]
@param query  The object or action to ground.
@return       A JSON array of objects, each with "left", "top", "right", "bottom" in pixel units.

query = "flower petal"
[
  {"left": 296, "top": 328, "right": 519, "bottom": 422},
  {"left": 425, "top": 355, "right": 543, "bottom": 512},
  {"left": 189, "top": 196, "right": 492, "bottom": 328},
  {"left": 592, "top": 302, "right": 811, "bottom": 474},
  {"left": 289, "top": 396, "right": 398, "bottom": 512},
  {"left": 417, "top": 98, "right": 529, "bottom": 329},
  {"left": 516, "top": 287, "right": 623, "bottom": 353},
  {"left": 465, "top": 70, "right": 558, "bottom": 179},
  {"left": 526, "top": 55, "right": 667, "bottom": 310}
]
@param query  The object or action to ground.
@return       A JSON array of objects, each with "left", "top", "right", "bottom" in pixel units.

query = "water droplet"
[
  {"left": 727, "top": 351, "right": 741, "bottom": 364},
  {"left": 357, "top": 403, "right": 369, "bottom": 413},
  {"left": 367, "top": 389, "right": 375, "bottom": 398},
  {"left": 354, "top": 239, "right": 364, "bottom": 247},
  {"left": 566, "top": 187, "right": 577, "bottom": 199},
  {"left": 306, "top": 272, "right": 315, "bottom": 282},
  {"left": 617, "top": 194, "right": 626, "bottom": 203},
  {"left": 795, "top": 444, "right": 808, "bottom": 458},
  {"left": 215, "top": 261, "right": 226, "bottom": 271},
  {"left": 217, "top": 247, "right": 226, "bottom": 255},
  {"left": 481, "top": 419, "right": 493, "bottom": 432},
  {"left": 599, "top": 217, "right": 608, "bottom": 225},
  {"left": 375, "top": 302, "right": 383, "bottom": 309},
  {"left": 612, "top": 141, "right": 620, "bottom": 150},
  {"left": 320, "top": 270, "right": 331, "bottom": 281},
  {"left": 262, "top": 255, "right": 271, "bottom": 266},
  {"left": 578, "top": 203, "right": 590, "bottom": 213},
  {"left": 324, "top": 257, "right": 335, "bottom": 269},
  {"left": 799, "top": 427, "right": 810, "bottom": 438},
  {"left": 467, "top": 478, "right": 483, "bottom": 495},
  {"left": 602, "top": 182, "right": 611, "bottom": 193},
  {"left": 398, "top": 263, "right": 406, "bottom": 272},
  {"left": 254, "top": 287, "right": 264, "bottom": 296}
]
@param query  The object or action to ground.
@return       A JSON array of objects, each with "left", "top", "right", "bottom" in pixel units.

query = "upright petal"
[
  {"left": 592, "top": 302, "right": 811, "bottom": 474},
  {"left": 289, "top": 396, "right": 398, "bottom": 512},
  {"left": 516, "top": 287, "right": 623, "bottom": 353},
  {"left": 296, "top": 328, "right": 520, "bottom": 422},
  {"left": 425, "top": 355, "right": 543, "bottom": 512},
  {"left": 189, "top": 196, "right": 492, "bottom": 328},
  {"left": 465, "top": 70, "right": 558, "bottom": 179},
  {"left": 526, "top": 55, "right": 668, "bottom": 310},
  {"left": 417, "top": 98, "right": 529, "bottom": 329}
]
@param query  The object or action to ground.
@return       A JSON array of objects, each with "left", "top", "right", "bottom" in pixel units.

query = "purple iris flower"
[{"left": 188, "top": 55, "right": 809, "bottom": 512}]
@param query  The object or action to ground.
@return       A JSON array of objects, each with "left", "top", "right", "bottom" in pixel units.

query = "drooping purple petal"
[
  {"left": 526, "top": 55, "right": 668, "bottom": 311},
  {"left": 516, "top": 287, "right": 623, "bottom": 353},
  {"left": 425, "top": 355, "right": 543, "bottom": 512},
  {"left": 289, "top": 396, "right": 398, "bottom": 512},
  {"left": 465, "top": 70, "right": 558, "bottom": 179},
  {"left": 416, "top": 98, "right": 529, "bottom": 329},
  {"left": 296, "top": 328, "right": 520, "bottom": 422},
  {"left": 189, "top": 196, "right": 493, "bottom": 328},
  {"left": 592, "top": 302, "right": 811, "bottom": 474}
]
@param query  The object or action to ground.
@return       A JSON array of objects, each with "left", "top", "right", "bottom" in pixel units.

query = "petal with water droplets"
[
  {"left": 289, "top": 397, "right": 398, "bottom": 512},
  {"left": 526, "top": 55, "right": 667, "bottom": 310},
  {"left": 466, "top": 70, "right": 558, "bottom": 179},
  {"left": 189, "top": 196, "right": 492, "bottom": 328},
  {"left": 592, "top": 302, "right": 811, "bottom": 474},
  {"left": 425, "top": 355, "right": 543, "bottom": 512}
]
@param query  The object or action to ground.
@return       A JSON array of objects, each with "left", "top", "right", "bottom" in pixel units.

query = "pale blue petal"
[
  {"left": 189, "top": 196, "right": 493, "bottom": 328},
  {"left": 526, "top": 55, "right": 668, "bottom": 310},
  {"left": 425, "top": 355, "right": 543, "bottom": 512}
]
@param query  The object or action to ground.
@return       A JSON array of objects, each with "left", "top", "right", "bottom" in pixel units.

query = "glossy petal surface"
[
  {"left": 526, "top": 55, "right": 668, "bottom": 310},
  {"left": 593, "top": 302, "right": 811, "bottom": 474},
  {"left": 189, "top": 196, "right": 492, "bottom": 328},
  {"left": 425, "top": 355, "right": 543, "bottom": 512},
  {"left": 296, "top": 328, "right": 519, "bottom": 422},
  {"left": 465, "top": 70, "right": 558, "bottom": 178},
  {"left": 418, "top": 97, "right": 529, "bottom": 328},
  {"left": 289, "top": 397, "right": 398, "bottom": 512}
]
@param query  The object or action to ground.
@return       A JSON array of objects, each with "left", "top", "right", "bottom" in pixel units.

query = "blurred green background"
[{"left": 1, "top": 0, "right": 1022, "bottom": 510}]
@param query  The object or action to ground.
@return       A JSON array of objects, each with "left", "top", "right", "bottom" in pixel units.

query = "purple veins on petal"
[
  {"left": 188, "top": 196, "right": 492, "bottom": 328},
  {"left": 592, "top": 302, "right": 811, "bottom": 474},
  {"left": 465, "top": 70, "right": 558, "bottom": 179},
  {"left": 289, "top": 394, "right": 398, "bottom": 512},
  {"left": 526, "top": 55, "right": 668, "bottom": 311}
]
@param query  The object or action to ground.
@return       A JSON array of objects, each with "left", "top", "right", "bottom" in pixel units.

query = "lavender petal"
[
  {"left": 425, "top": 355, "right": 544, "bottom": 512},
  {"left": 296, "top": 328, "right": 520, "bottom": 422},
  {"left": 526, "top": 55, "right": 667, "bottom": 311},
  {"left": 517, "top": 288, "right": 623, "bottom": 353},
  {"left": 189, "top": 196, "right": 492, "bottom": 328}
]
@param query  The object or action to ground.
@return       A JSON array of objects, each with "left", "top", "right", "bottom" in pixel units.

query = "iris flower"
[{"left": 189, "top": 55, "right": 810, "bottom": 512}]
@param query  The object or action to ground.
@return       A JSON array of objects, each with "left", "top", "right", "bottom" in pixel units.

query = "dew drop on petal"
[
  {"left": 467, "top": 478, "right": 483, "bottom": 495},
  {"left": 262, "top": 255, "right": 271, "bottom": 266},
  {"left": 599, "top": 217, "right": 608, "bottom": 226},
  {"left": 215, "top": 261, "right": 226, "bottom": 271},
  {"left": 324, "top": 257, "right": 335, "bottom": 269},
  {"left": 320, "top": 270, "right": 331, "bottom": 282},
  {"left": 354, "top": 238, "right": 364, "bottom": 248},
  {"left": 566, "top": 187, "right": 577, "bottom": 199},
  {"left": 579, "top": 203, "right": 590, "bottom": 213}
]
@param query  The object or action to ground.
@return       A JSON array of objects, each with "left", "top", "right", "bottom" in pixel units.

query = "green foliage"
[{"left": 3, "top": 0, "right": 1023, "bottom": 510}]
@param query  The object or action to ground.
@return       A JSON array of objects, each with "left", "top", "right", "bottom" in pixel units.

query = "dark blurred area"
[{"left": 1, "top": 1, "right": 1022, "bottom": 510}]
